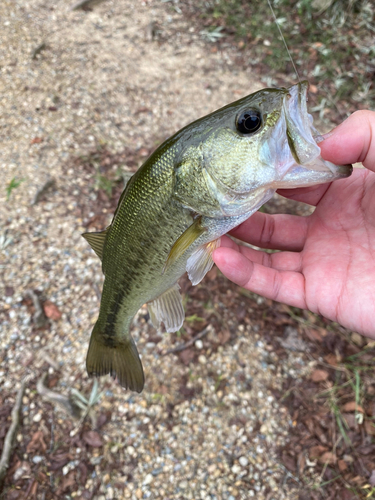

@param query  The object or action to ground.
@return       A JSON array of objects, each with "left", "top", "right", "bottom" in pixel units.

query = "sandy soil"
[{"left": 0, "top": 1, "right": 314, "bottom": 499}]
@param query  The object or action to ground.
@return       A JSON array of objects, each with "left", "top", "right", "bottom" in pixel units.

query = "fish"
[{"left": 83, "top": 81, "right": 352, "bottom": 393}]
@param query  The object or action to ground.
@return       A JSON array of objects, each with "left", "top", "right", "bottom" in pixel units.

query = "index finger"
[
  {"left": 230, "top": 210, "right": 308, "bottom": 251},
  {"left": 319, "top": 110, "right": 375, "bottom": 171}
]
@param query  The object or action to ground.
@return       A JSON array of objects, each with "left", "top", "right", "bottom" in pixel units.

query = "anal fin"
[
  {"left": 148, "top": 283, "right": 184, "bottom": 333},
  {"left": 186, "top": 238, "right": 220, "bottom": 286}
]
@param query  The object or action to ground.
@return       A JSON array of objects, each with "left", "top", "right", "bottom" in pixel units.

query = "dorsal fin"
[{"left": 82, "top": 228, "right": 109, "bottom": 260}]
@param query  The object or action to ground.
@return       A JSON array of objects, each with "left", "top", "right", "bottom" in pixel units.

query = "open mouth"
[{"left": 282, "top": 81, "right": 352, "bottom": 182}]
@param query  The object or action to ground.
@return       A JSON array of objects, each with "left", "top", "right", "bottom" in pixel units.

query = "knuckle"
[
  {"left": 262, "top": 251, "right": 272, "bottom": 268},
  {"left": 260, "top": 216, "right": 276, "bottom": 247},
  {"left": 271, "top": 271, "right": 282, "bottom": 301}
]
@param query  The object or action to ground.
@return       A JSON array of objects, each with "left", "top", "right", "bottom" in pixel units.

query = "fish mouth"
[{"left": 279, "top": 81, "right": 352, "bottom": 186}]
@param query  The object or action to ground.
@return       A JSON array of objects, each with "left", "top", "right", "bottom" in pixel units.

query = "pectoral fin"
[
  {"left": 163, "top": 216, "right": 206, "bottom": 274},
  {"left": 186, "top": 238, "right": 220, "bottom": 286},
  {"left": 148, "top": 283, "right": 184, "bottom": 333},
  {"left": 82, "top": 228, "right": 109, "bottom": 261}
]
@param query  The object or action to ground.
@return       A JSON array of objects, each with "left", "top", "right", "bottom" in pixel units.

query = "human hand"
[{"left": 213, "top": 110, "right": 375, "bottom": 338}]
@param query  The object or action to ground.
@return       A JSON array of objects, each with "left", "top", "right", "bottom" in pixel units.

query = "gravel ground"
[{"left": 0, "top": 1, "right": 315, "bottom": 498}]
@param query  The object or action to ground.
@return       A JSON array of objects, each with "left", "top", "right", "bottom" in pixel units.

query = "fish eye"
[{"left": 236, "top": 109, "right": 262, "bottom": 134}]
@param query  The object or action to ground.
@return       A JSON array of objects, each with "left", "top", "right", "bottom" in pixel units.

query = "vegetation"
[{"left": 182, "top": 0, "right": 375, "bottom": 123}]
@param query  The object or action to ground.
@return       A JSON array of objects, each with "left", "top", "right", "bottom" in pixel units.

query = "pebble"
[
  {"left": 32, "top": 456, "right": 43, "bottom": 464},
  {"left": 143, "top": 473, "right": 153, "bottom": 485},
  {"left": 33, "top": 413, "right": 42, "bottom": 422},
  {"left": 239, "top": 456, "right": 249, "bottom": 467},
  {"left": 195, "top": 339, "right": 203, "bottom": 349},
  {"left": 106, "top": 487, "right": 114, "bottom": 499},
  {"left": 126, "top": 446, "right": 135, "bottom": 456},
  {"left": 231, "top": 465, "right": 241, "bottom": 474},
  {"left": 198, "top": 355, "right": 207, "bottom": 364}
]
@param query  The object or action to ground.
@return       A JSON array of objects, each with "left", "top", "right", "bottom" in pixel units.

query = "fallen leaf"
[
  {"left": 30, "top": 137, "right": 43, "bottom": 144},
  {"left": 310, "top": 369, "right": 329, "bottom": 382},
  {"left": 56, "top": 470, "right": 76, "bottom": 494},
  {"left": 342, "top": 412, "right": 357, "bottom": 429},
  {"left": 369, "top": 469, "right": 375, "bottom": 487},
  {"left": 138, "top": 147, "right": 149, "bottom": 157},
  {"left": 342, "top": 401, "right": 364, "bottom": 413},
  {"left": 281, "top": 451, "right": 296, "bottom": 472},
  {"left": 365, "top": 420, "right": 375, "bottom": 435},
  {"left": 82, "top": 430, "right": 103, "bottom": 447},
  {"left": 304, "top": 328, "right": 323, "bottom": 342},
  {"left": 218, "top": 329, "right": 231, "bottom": 345},
  {"left": 26, "top": 430, "right": 47, "bottom": 453},
  {"left": 178, "top": 348, "right": 195, "bottom": 365},
  {"left": 324, "top": 353, "right": 338, "bottom": 366},
  {"left": 43, "top": 300, "right": 62, "bottom": 320},
  {"left": 338, "top": 489, "right": 356, "bottom": 500},
  {"left": 319, "top": 451, "right": 336, "bottom": 464},
  {"left": 5, "top": 286, "right": 14, "bottom": 296},
  {"left": 13, "top": 461, "right": 31, "bottom": 482},
  {"left": 338, "top": 460, "right": 347, "bottom": 472},
  {"left": 205, "top": 267, "right": 218, "bottom": 281},
  {"left": 298, "top": 451, "right": 306, "bottom": 475},
  {"left": 49, "top": 452, "right": 71, "bottom": 470},
  {"left": 134, "top": 106, "right": 152, "bottom": 115},
  {"left": 351, "top": 332, "right": 364, "bottom": 346},
  {"left": 357, "top": 444, "right": 375, "bottom": 455},
  {"left": 309, "top": 445, "right": 327, "bottom": 459}
]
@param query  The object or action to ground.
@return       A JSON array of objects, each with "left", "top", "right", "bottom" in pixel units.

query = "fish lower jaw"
[{"left": 276, "top": 157, "right": 352, "bottom": 189}]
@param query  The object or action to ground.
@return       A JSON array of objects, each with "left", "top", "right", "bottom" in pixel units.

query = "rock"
[
  {"left": 198, "top": 355, "right": 207, "bottom": 364},
  {"left": 195, "top": 340, "right": 203, "bottom": 349},
  {"left": 143, "top": 473, "right": 153, "bottom": 485},
  {"left": 231, "top": 464, "right": 241, "bottom": 474}
]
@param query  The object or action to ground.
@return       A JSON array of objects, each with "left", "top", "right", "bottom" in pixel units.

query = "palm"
[
  {"left": 213, "top": 169, "right": 375, "bottom": 337},
  {"left": 297, "top": 169, "right": 375, "bottom": 333}
]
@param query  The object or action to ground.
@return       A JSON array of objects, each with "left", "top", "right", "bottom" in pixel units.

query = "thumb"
[{"left": 319, "top": 110, "right": 375, "bottom": 172}]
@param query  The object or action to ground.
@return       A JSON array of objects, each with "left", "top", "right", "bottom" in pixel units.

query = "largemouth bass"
[{"left": 83, "top": 81, "right": 352, "bottom": 392}]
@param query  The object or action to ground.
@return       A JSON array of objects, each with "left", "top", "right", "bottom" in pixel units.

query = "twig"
[
  {"left": 25, "top": 289, "right": 47, "bottom": 328},
  {"left": 69, "top": 405, "right": 95, "bottom": 437},
  {"left": 163, "top": 326, "right": 211, "bottom": 355},
  {"left": 36, "top": 374, "right": 80, "bottom": 418},
  {"left": 0, "top": 379, "right": 27, "bottom": 488},
  {"left": 32, "top": 177, "right": 56, "bottom": 205},
  {"left": 31, "top": 42, "right": 46, "bottom": 60}
]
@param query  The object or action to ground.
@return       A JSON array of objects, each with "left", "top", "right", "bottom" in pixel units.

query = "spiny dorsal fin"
[
  {"left": 82, "top": 228, "right": 109, "bottom": 260},
  {"left": 163, "top": 216, "right": 206, "bottom": 275},
  {"left": 148, "top": 283, "right": 184, "bottom": 333}
]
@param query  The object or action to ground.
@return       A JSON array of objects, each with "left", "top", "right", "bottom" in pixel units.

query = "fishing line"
[{"left": 266, "top": 0, "right": 301, "bottom": 83}]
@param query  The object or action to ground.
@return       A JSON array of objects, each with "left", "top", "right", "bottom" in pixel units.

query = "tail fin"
[{"left": 86, "top": 323, "right": 144, "bottom": 393}]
